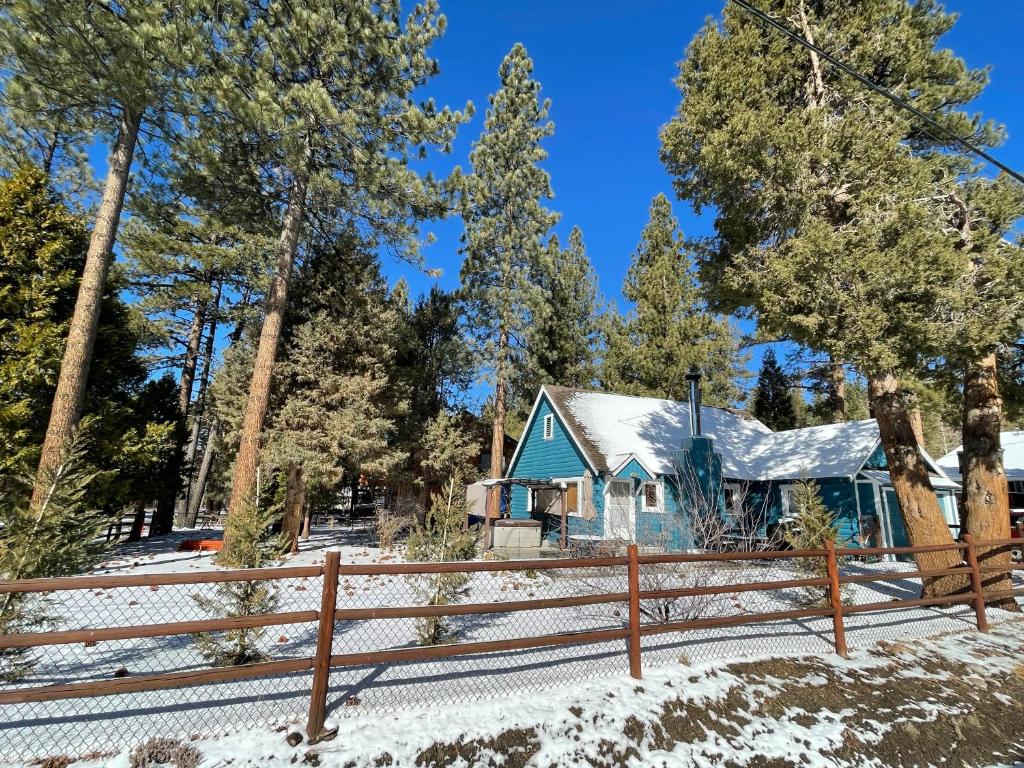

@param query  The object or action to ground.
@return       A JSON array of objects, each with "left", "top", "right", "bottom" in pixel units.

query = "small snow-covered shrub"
[
  {"left": 406, "top": 476, "right": 476, "bottom": 646},
  {"left": 783, "top": 478, "right": 849, "bottom": 607}
]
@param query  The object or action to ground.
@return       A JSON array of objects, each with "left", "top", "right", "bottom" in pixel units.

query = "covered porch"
[{"left": 469, "top": 477, "right": 596, "bottom": 554}]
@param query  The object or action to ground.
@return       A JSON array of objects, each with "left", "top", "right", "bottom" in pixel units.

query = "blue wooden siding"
[
  {"left": 507, "top": 395, "right": 603, "bottom": 540},
  {"left": 884, "top": 488, "right": 909, "bottom": 548},
  {"left": 819, "top": 478, "right": 861, "bottom": 545},
  {"left": 863, "top": 443, "right": 888, "bottom": 470},
  {"left": 752, "top": 477, "right": 862, "bottom": 546}
]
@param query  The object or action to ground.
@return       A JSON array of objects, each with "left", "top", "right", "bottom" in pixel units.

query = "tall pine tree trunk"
[
  {"left": 178, "top": 297, "right": 208, "bottom": 416},
  {"left": 962, "top": 353, "right": 1018, "bottom": 611},
  {"left": 909, "top": 407, "right": 926, "bottom": 448},
  {"left": 223, "top": 171, "right": 308, "bottom": 549},
  {"left": 31, "top": 106, "right": 143, "bottom": 508},
  {"left": 825, "top": 359, "right": 846, "bottom": 423},
  {"left": 186, "top": 424, "right": 217, "bottom": 528},
  {"left": 486, "top": 325, "right": 509, "bottom": 544},
  {"left": 282, "top": 463, "right": 306, "bottom": 555},
  {"left": 869, "top": 374, "right": 965, "bottom": 597},
  {"left": 176, "top": 282, "right": 222, "bottom": 526},
  {"left": 127, "top": 500, "right": 147, "bottom": 542}
]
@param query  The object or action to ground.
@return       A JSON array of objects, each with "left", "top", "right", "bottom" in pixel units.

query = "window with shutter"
[{"left": 644, "top": 483, "right": 658, "bottom": 508}]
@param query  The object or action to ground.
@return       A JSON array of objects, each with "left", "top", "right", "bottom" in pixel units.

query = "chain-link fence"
[
  {"left": 2, "top": 539, "right": 1020, "bottom": 762},
  {"left": 0, "top": 569, "right": 322, "bottom": 761}
]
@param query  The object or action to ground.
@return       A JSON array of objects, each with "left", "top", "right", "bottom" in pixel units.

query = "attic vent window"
[{"left": 543, "top": 414, "right": 554, "bottom": 440}]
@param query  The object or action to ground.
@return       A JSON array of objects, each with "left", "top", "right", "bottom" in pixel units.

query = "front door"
[{"left": 605, "top": 480, "right": 634, "bottom": 541}]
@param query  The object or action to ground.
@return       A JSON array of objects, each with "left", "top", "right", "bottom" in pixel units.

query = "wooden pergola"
[{"left": 478, "top": 477, "right": 570, "bottom": 550}]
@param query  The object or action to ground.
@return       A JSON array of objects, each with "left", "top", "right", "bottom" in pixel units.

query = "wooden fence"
[{"left": 0, "top": 536, "right": 1021, "bottom": 744}]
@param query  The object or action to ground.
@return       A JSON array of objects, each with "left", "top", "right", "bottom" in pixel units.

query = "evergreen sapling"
[{"left": 782, "top": 478, "right": 849, "bottom": 607}]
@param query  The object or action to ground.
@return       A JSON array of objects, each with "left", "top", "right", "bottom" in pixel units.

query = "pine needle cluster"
[{"left": 0, "top": 432, "right": 109, "bottom": 681}]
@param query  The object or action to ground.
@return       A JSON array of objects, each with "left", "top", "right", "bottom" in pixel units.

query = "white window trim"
[
  {"left": 778, "top": 483, "right": 797, "bottom": 521},
  {"left": 723, "top": 482, "right": 743, "bottom": 521},
  {"left": 640, "top": 480, "right": 665, "bottom": 514},
  {"left": 553, "top": 476, "right": 585, "bottom": 518},
  {"left": 542, "top": 413, "right": 554, "bottom": 441}
]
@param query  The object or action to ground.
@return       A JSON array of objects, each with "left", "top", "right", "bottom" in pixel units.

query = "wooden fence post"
[
  {"left": 626, "top": 543, "right": 642, "bottom": 679},
  {"left": 824, "top": 540, "right": 848, "bottom": 658},
  {"left": 307, "top": 548, "right": 340, "bottom": 739},
  {"left": 963, "top": 534, "right": 990, "bottom": 633}
]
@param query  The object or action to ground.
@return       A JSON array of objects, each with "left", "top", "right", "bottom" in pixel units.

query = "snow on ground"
[
  {"left": 45, "top": 617, "right": 1024, "bottom": 768},
  {"left": 2, "top": 525, "right": 1021, "bottom": 763}
]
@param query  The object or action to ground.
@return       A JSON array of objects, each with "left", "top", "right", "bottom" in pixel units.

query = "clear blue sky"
[
  {"left": 90, "top": 2, "right": 1023, "bottom": 392},
  {"left": 385, "top": 0, "right": 1024, "bottom": 385}
]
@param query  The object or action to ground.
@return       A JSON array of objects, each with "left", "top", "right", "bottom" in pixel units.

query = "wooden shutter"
[{"left": 566, "top": 483, "right": 578, "bottom": 514}]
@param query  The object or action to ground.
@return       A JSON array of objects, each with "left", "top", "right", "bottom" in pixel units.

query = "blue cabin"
[{"left": 502, "top": 385, "right": 960, "bottom": 554}]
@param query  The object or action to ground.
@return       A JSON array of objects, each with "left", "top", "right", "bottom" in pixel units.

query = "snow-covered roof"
[
  {"left": 540, "top": 386, "right": 902, "bottom": 482},
  {"left": 859, "top": 469, "right": 960, "bottom": 491},
  {"left": 936, "top": 430, "right": 1024, "bottom": 480},
  {"left": 551, "top": 386, "right": 771, "bottom": 478},
  {"left": 744, "top": 419, "right": 883, "bottom": 481}
]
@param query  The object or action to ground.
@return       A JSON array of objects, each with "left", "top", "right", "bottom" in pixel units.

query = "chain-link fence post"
[
  {"left": 627, "top": 544, "right": 642, "bottom": 679},
  {"left": 824, "top": 540, "right": 848, "bottom": 657},
  {"left": 307, "top": 548, "right": 340, "bottom": 739},
  {"left": 963, "top": 534, "right": 990, "bottom": 632}
]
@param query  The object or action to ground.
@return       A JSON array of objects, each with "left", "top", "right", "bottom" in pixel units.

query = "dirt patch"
[{"left": 414, "top": 727, "right": 541, "bottom": 768}]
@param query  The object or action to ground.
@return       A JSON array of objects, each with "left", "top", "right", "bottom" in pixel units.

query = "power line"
[{"left": 728, "top": 0, "right": 1024, "bottom": 185}]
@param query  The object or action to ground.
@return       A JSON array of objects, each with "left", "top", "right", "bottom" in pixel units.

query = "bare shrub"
[
  {"left": 129, "top": 737, "right": 201, "bottom": 768},
  {"left": 375, "top": 506, "right": 413, "bottom": 550}
]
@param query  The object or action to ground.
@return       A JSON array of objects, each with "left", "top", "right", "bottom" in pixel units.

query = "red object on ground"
[{"left": 178, "top": 539, "right": 223, "bottom": 552}]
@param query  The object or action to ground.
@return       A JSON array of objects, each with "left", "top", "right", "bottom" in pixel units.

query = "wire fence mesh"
[
  {"left": 2, "top": 544, "right": 1021, "bottom": 762},
  {"left": 0, "top": 574, "right": 320, "bottom": 761},
  {"left": 326, "top": 560, "right": 632, "bottom": 717}
]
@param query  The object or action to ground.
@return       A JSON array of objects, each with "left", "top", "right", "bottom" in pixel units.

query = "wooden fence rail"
[{"left": 0, "top": 538, "right": 1016, "bottom": 745}]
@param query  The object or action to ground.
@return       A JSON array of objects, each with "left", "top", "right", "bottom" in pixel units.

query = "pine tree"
[
  {"left": 0, "top": 104, "right": 94, "bottom": 205},
  {"left": 223, "top": 240, "right": 410, "bottom": 554},
  {"left": 602, "top": 194, "right": 746, "bottom": 406},
  {"left": 122, "top": 195, "right": 273, "bottom": 531},
  {"left": 407, "top": 411, "right": 477, "bottom": 645},
  {"left": 0, "top": 0, "right": 218, "bottom": 507},
  {"left": 192, "top": 500, "right": 285, "bottom": 666},
  {"left": 458, "top": 43, "right": 559, "bottom": 509},
  {"left": 0, "top": 167, "right": 86, "bottom": 475},
  {"left": 942, "top": 180, "right": 1024, "bottom": 609},
  {"left": 1, "top": 431, "right": 109, "bottom": 680},
  {"left": 184, "top": 2, "right": 465, "bottom": 551},
  {"left": 391, "top": 284, "right": 475, "bottom": 510},
  {"left": 525, "top": 227, "right": 601, "bottom": 394},
  {"left": 661, "top": 0, "right": 1007, "bottom": 594},
  {"left": 782, "top": 478, "right": 847, "bottom": 607},
  {"left": 752, "top": 349, "right": 797, "bottom": 431},
  {"left": 0, "top": 168, "right": 180, "bottom": 515}
]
